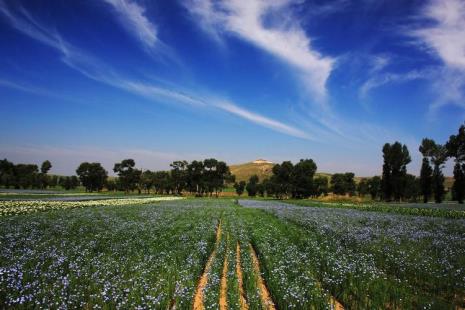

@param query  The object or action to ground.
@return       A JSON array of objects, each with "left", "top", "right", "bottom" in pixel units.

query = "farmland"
[{"left": 1, "top": 196, "right": 464, "bottom": 309}]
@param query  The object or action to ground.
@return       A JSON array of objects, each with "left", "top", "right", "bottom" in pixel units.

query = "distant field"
[{"left": 1, "top": 197, "right": 464, "bottom": 308}]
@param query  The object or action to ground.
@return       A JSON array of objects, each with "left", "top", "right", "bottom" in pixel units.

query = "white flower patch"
[{"left": 0, "top": 197, "right": 184, "bottom": 216}]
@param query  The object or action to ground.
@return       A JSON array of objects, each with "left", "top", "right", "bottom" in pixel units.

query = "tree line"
[
  {"left": 235, "top": 161, "right": 358, "bottom": 199},
  {"left": 378, "top": 123, "right": 465, "bottom": 203},
  {"left": 0, "top": 159, "right": 53, "bottom": 189},
  {"left": 1, "top": 123, "right": 464, "bottom": 202},
  {"left": 75, "top": 158, "right": 234, "bottom": 196},
  {"left": 236, "top": 124, "right": 465, "bottom": 203}
]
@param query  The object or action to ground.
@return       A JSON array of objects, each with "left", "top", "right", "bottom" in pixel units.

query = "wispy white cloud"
[
  {"left": 359, "top": 69, "right": 429, "bottom": 99},
  {"left": 412, "top": 0, "right": 465, "bottom": 70},
  {"left": 102, "top": 0, "right": 158, "bottom": 49},
  {"left": 184, "top": 0, "right": 335, "bottom": 100},
  {"left": 0, "top": 79, "right": 51, "bottom": 95},
  {"left": 0, "top": 1, "right": 62, "bottom": 50},
  {"left": 409, "top": 0, "right": 465, "bottom": 110},
  {"left": 0, "top": 1, "right": 308, "bottom": 141},
  {"left": 357, "top": 0, "right": 465, "bottom": 111},
  {"left": 120, "top": 80, "right": 207, "bottom": 107},
  {"left": 214, "top": 100, "right": 311, "bottom": 140},
  {"left": 429, "top": 68, "right": 465, "bottom": 111},
  {"left": 369, "top": 55, "right": 390, "bottom": 74}
]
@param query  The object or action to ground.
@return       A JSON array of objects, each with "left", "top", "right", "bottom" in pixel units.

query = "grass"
[{"left": 1, "top": 197, "right": 464, "bottom": 308}]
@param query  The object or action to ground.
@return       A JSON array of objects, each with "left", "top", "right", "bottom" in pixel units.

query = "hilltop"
[{"left": 230, "top": 160, "right": 275, "bottom": 182}]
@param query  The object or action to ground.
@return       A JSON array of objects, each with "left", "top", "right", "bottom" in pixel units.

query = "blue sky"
[{"left": 1, "top": 0, "right": 464, "bottom": 176}]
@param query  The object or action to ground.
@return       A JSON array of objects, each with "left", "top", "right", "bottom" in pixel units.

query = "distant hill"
[
  {"left": 230, "top": 160, "right": 333, "bottom": 182},
  {"left": 230, "top": 160, "right": 275, "bottom": 182},
  {"left": 230, "top": 160, "right": 454, "bottom": 187}
]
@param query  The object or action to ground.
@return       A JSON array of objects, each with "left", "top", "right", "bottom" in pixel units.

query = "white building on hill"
[{"left": 252, "top": 159, "right": 273, "bottom": 164}]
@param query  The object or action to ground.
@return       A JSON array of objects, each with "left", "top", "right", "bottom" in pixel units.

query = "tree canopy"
[
  {"left": 76, "top": 162, "right": 108, "bottom": 192},
  {"left": 447, "top": 124, "right": 465, "bottom": 203},
  {"left": 381, "top": 142, "right": 411, "bottom": 201},
  {"left": 113, "top": 159, "right": 142, "bottom": 193}
]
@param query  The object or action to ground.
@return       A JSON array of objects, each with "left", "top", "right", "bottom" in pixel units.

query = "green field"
[{"left": 1, "top": 196, "right": 464, "bottom": 309}]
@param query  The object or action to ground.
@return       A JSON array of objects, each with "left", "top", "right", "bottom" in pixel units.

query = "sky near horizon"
[{"left": 0, "top": 0, "right": 464, "bottom": 176}]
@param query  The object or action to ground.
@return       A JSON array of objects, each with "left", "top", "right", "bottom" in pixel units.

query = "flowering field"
[
  {"left": 240, "top": 199, "right": 465, "bottom": 308},
  {"left": 287, "top": 199, "right": 465, "bottom": 218},
  {"left": 0, "top": 196, "right": 183, "bottom": 216},
  {"left": 1, "top": 198, "right": 464, "bottom": 308}
]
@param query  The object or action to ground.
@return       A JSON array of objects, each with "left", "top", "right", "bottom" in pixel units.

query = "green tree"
[
  {"left": 113, "top": 159, "right": 142, "bottom": 194},
  {"left": 419, "top": 157, "right": 433, "bottom": 203},
  {"left": 14, "top": 164, "right": 39, "bottom": 189},
  {"left": 40, "top": 160, "right": 52, "bottom": 174},
  {"left": 140, "top": 170, "right": 154, "bottom": 194},
  {"left": 183, "top": 159, "right": 232, "bottom": 197},
  {"left": 357, "top": 178, "right": 369, "bottom": 197},
  {"left": 381, "top": 142, "right": 411, "bottom": 201},
  {"left": 271, "top": 161, "right": 294, "bottom": 198},
  {"left": 152, "top": 171, "right": 172, "bottom": 194},
  {"left": 246, "top": 175, "right": 259, "bottom": 197},
  {"left": 203, "top": 158, "right": 219, "bottom": 196},
  {"left": 331, "top": 173, "right": 355, "bottom": 196},
  {"left": 76, "top": 162, "right": 108, "bottom": 192},
  {"left": 203, "top": 159, "right": 233, "bottom": 197},
  {"left": 187, "top": 160, "right": 204, "bottom": 196},
  {"left": 234, "top": 181, "right": 246, "bottom": 196},
  {"left": 290, "top": 159, "right": 317, "bottom": 199},
  {"left": 256, "top": 182, "right": 265, "bottom": 197},
  {"left": 70, "top": 176, "right": 79, "bottom": 189},
  {"left": 404, "top": 174, "right": 421, "bottom": 202},
  {"left": 367, "top": 176, "right": 381, "bottom": 200},
  {"left": 314, "top": 176, "right": 329, "bottom": 197},
  {"left": 262, "top": 178, "right": 275, "bottom": 197},
  {"left": 452, "top": 163, "right": 465, "bottom": 203},
  {"left": 170, "top": 161, "right": 188, "bottom": 195},
  {"left": 105, "top": 179, "right": 117, "bottom": 192},
  {"left": 420, "top": 138, "right": 447, "bottom": 203},
  {"left": 345, "top": 173, "right": 356, "bottom": 196},
  {"left": 446, "top": 124, "right": 465, "bottom": 203},
  {"left": 39, "top": 160, "right": 52, "bottom": 189},
  {"left": 60, "top": 176, "right": 80, "bottom": 190},
  {"left": 49, "top": 175, "right": 59, "bottom": 188},
  {"left": 0, "top": 159, "right": 15, "bottom": 188}
]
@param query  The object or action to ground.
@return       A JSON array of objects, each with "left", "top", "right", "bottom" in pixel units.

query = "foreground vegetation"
[{"left": 1, "top": 197, "right": 464, "bottom": 308}]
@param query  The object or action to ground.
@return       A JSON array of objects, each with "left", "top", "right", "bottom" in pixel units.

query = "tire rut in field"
[
  {"left": 314, "top": 275, "right": 345, "bottom": 309},
  {"left": 330, "top": 296, "right": 345, "bottom": 310},
  {"left": 193, "top": 220, "right": 222, "bottom": 310},
  {"left": 219, "top": 234, "right": 229, "bottom": 310},
  {"left": 169, "top": 298, "right": 177, "bottom": 310},
  {"left": 249, "top": 243, "right": 276, "bottom": 310},
  {"left": 236, "top": 242, "right": 249, "bottom": 310}
]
